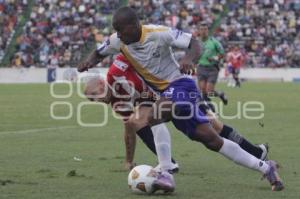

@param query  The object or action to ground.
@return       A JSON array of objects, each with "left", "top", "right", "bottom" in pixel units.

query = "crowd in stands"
[
  {"left": 11, "top": 0, "right": 118, "bottom": 68},
  {"left": 5, "top": 0, "right": 300, "bottom": 68},
  {"left": 130, "top": 0, "right": 300, "bottom": 68},
  {"left": 0, "top": 0, "right": 27, "bottom": 62}
]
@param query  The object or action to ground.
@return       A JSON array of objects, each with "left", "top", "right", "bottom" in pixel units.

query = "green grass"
[{"left": 0, "top": 83, "right": 299, "bottom": 199}]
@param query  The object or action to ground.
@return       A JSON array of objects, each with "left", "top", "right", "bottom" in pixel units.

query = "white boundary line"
[{"left": 0, "top": 125, "right": 78, "bottom": 135}]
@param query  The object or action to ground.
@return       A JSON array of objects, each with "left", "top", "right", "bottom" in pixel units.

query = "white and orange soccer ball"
[{"left": 128, "top": 165, "right": 158, "bottom": 194}]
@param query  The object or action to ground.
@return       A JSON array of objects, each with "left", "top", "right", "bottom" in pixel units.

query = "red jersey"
[
  {"left": 227, "top": 50, "right": 244, "bottom": 69},
  {"left": 106, "top": 54, "right": 149, "bottom": 119}
]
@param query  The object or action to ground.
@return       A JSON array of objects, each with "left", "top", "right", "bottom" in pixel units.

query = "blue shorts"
[
  {"left": 161, "top": 78, "right": 209, "bottom": 139},
  {"left": 227, "top": 64, "right": 234, "bottom": 73}
]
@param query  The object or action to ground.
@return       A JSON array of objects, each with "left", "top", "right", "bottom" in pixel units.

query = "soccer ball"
[{"left": 128, "top": 165, "right": 158, "bottom": 194}]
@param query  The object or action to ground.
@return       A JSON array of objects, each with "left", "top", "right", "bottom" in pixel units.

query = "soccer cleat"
[
  {"left": 169, "top": 163, "right": 180, "bottom": 174},
  {"left": 152, "top": 172, "right": 175, "bottom": 193},
  {"left": 263, "top": 160, "right": 284, "bottom": 191},
  {"left": 258, "top": 143, "right": 269, "bottom": 160},
  {"left": 219, "top": 92, "right": 228, "bottom": 105},
  {"left": 154, "top": 163, "right": 179, "bottom": 174}
]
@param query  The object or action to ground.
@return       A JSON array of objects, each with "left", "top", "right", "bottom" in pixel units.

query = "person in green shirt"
[{"left": 196, "top": 22, "right": 228, "bottom": 108}]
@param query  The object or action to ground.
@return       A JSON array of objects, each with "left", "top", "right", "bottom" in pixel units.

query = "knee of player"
[
  {"left": 126, "top": 114, "right": 148, "bottom": 131},
  {"left": 190, "top": 132, "right": 223, "bottom": 151},
  {"left": 125, "top": 116, "right": 138, "bottom": 128},
  {"left": 203, "top": 140, "right": 221, "bottom": 152}
]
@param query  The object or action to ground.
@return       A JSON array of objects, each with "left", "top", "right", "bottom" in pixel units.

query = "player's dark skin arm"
[
  {"left": 77, "top": 50, "right": 106, "bottom": 72},
  {"left": 124, "top": 122, "right": 137, "bottom": 170},
  {"left": 179, "top": 37, "right": 202, "bottom": 74}
]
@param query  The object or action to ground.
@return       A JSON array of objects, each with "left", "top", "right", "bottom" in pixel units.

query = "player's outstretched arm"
[
  {"left": 77, "top": 49, "right": 106, "bottom": 72},
  {"left": 179, "top": 37, "right": 202, "bottom": 74}
]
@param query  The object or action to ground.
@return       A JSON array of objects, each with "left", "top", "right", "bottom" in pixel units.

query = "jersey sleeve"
[
  {"left": 214, "top": 39, "right": 225, "bottom": 55},
  {"left": 107, "top": 62, "right": 139, "bottom": 100},
  {"left": 96, "top": 33, "right": 121, "bottom": 56},
  {"left": 157, "top": 27, "right": 192, "bottom": 49},
  {"left": 107, "top": 57, "right": 129, "bottom": 82},
  {"left": 106, "top": 71, "right": 114, "bottom": 87},
  {"left": 106, "top": 63, "right": 126, "bottom": 90}
]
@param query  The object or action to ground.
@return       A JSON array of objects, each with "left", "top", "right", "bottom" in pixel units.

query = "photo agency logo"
[{"left": 50, "top": 72, "right": 265, "bottom": 127}]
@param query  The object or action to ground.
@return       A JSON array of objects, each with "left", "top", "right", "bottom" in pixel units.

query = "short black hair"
[{"left": 113, "top": 6, "right": 139, "bottom": 26}]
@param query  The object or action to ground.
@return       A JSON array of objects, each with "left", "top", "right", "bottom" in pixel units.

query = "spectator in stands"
[
  {"left": 12, "top": 0, "right": 118, "bottom": 68},
  {"left": 128, "top": 0, "right": 299, "bottom": 68},
  {"left": 0, "top": 0, "right": 27, "bottom": 62},
  {"left": 3, "top": 0, "right": 300, "bottom": 68}
]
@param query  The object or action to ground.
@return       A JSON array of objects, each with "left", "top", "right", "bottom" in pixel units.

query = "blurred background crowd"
[
  {"left": 0, "top": 0, "right": 27, "bottom": 62},
  {"left": 1, "top": 0, "right": 300, "bottom": 68}
]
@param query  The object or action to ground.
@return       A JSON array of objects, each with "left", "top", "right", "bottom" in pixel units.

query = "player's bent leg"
[
  {"left": 192, "top": 123, "right": 267, "bottom": 171},
  {"left": 164, "top": 77, "right": 283, "bottom": 191},
  {"left": 205, "top": 110, "right": 223, "bottom": 133},
  {"left": 219, "top": 124, "right": 268, "bottom": 160},
  {"left": 206, "top": 110, "right": 268, "bottom": 160},
  {"left": 191, "top": 123, "right": 224, "bottom": 151},
  {"left": 126, "top": 105, "right": 153, "bottom": 131},
  {"left": 189, "top": 123, "right": 284, "bottom": 191}
]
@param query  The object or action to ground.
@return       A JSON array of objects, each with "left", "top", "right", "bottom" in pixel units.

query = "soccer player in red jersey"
[
  {"left": 227, "top": 46, "right": 246, "bottom": 87},
  {"left": 85, "top": 54, "right": 178, "bottom": 173}
]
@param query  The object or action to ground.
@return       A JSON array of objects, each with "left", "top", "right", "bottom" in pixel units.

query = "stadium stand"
[
  {"left": 0, "top": 0, "right": 27, "bottom": 63},
  {"left": 3, "top": 0, "right": 300, "bottom": 68},
  {"left": 129, "top": 0, "right": 300, "bottom": 68},
  {"left": 10, "top": 0, "right": 119, "bottom": 68}
]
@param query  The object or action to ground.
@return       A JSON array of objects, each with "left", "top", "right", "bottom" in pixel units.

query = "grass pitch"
[{"left": 0, "top": 82, "right": 299, "bottom": 199}]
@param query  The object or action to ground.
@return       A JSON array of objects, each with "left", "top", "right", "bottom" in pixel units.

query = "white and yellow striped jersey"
[{"left": 97, "top": 24, "right": 192, "bottom": 92}]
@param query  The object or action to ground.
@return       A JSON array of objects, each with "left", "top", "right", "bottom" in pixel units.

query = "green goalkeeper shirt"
[{"left": 198, "top": 37, "right": 224, "bottom": 67}]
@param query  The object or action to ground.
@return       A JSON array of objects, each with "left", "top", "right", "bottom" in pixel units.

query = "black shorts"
[{"left": 197, "top": 65, "right": 219, "bottom": 84}]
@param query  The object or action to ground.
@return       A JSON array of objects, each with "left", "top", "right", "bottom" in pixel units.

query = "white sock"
[
  {"left": 151, "top": 123, "right": 172, "bottom": 171},
  {"left": 219, "top": 138, "right": 269, "bottom": 174}
]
